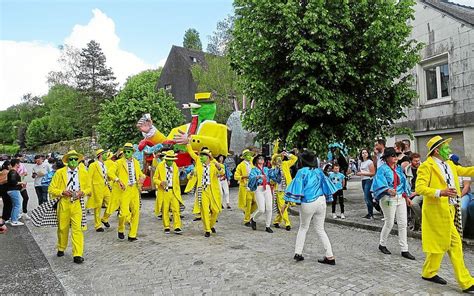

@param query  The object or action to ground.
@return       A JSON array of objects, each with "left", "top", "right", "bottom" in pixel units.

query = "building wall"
[{"left": 395, "top": 1, "right": 474, "bottom": 164}]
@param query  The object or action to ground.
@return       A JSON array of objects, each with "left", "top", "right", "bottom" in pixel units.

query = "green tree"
[
  {"left": 230, "top": 0, "right": 422, "bottom": 154},
  {"left": 191, "top": 54, "right": 242, "bottom": 123},
  {"left": 97, "top": 69, "right": 185, "bottom": 150},
  {"left": 207, "top": 15, "right": 234, "bottom": 56},
  {"left": 26, "top": 116, "right": 53, "bottom": 148},
  {"left": 183, "top": 28, "right": 203, "bottom": 51}
]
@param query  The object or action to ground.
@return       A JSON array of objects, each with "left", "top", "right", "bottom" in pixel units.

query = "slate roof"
[{"left": 422, "top": 0, "right": 474, "bottom": 26}]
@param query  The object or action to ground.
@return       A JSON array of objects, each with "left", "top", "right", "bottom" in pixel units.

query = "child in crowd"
[{"left": 330, "top": 164, "right": 346, "bottom": 219}]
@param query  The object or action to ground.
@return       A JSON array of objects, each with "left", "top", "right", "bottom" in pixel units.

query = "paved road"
[{"left": 2, "top": 164, "right": 473, "bottom": 294}]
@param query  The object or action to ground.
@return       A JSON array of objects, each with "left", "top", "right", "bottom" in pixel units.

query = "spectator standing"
[
  {"left": 32, "top": 155, "right": 51, "bottom": 205},
  {"left": 356, "top": 148, "right": 375, "bottom": 219},
  {"left": 373, "top": 139, "right": 386, "bottom": 170},
  {"left": 7, "top": 159, "right": 26, "bottom": 226},
  {"left": 402, "top": 139, "right": 413, "bottom": 158},
  {"left": 217, "top": 155, "right": 232, "bottom": 209},
  {"left": 14, "top": 153, "right": 30, "bottom": 219},
  {"left": 0, "top": 161, "right": 12, "bottom": 224},
  {"left": 330, "top": 164, "right": 346, "bottom": 219},
  {"left": 394, "top": 141, "right": 410, "bottom": 170}
]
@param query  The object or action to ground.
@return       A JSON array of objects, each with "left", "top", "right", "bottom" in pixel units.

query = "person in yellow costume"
[
  {"left": 102, "top": 151, "right": 114, "bottom": 209},
  {"left": 271, "top": 146, "right": 298, "bottom": 231},
  {"left": 416, "top": 135, "right": 474, "bottom": 293},
  {"left": 153, "top": 150, "right": 184, "bottom": 234},
  {"left": 183, "top": 159, "right": 202, "bottom": 221},
  {"left": 101, "top": 150, "right": 122, "bottom": 226},
  {"left": 109, "top": 143, "right": 145, "bottom": 242},
  {"left": 234, "top": 149, "right": 257, "bottom": 227},
  {"left": 48, "top": 150, "right": 91, "bottom": 264},
  {"left": 186, "top": 144, "right": 224, "bottom": 237},
  {"left": 152, "top": 150, "right": 165, "bottom": 219},
  {"left": 86, "top": 149, "right": 112, "bottom": 232}
]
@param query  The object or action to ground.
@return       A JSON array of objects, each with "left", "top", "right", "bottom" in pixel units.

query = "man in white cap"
[
  {"left": 416, "top": 135, "right": 474, "bottom": 293},
  {"left": 48, "top": 150, "right": 91, "bottom": 264}
]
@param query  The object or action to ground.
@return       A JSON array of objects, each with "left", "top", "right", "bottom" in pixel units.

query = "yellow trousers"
[
  {"left": 102, "top": 185, "right": 120, "bottom": 223},
  {"left": 91, "top": 190, "right": 111, "bottom": 230},
  {"left": 422, "top": 222, "right": 474, "bottom": 290},
  {"left": 102, "top": 194, "right": 109, "bottom": 208},
  {"left": 57, "top": 198, "right": 83, "bottom": 257},
  {"left": 201, "top": 187, "right": 219, "bottom": 232},
  {"left": 273, "top": 191, "right": 291, "bottom": 226},
  {"left": 118, "top": 185, "right": 140, "bottom": 238},
  {"left": 243, "top": 192, "right": 257, "bottom": 223},
  {"left": 162, "top": 191, "right": 181, "bottom": 230}
]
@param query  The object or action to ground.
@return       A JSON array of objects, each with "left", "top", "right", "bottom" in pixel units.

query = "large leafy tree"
[
  {"left": 191, "top": 54, "right": 242, "bottom": 123},
  {"left": 183, "top": 28, "right": 203, "bottom": 51},
  {"left": 206, "top": 15, "right": 235, "bottom": 56},
  {"left": 230, "top": 0, "right": 422, "bottom": 154},
  {"left": 97, "top": 69, "right": 185, "bottom": 150}
]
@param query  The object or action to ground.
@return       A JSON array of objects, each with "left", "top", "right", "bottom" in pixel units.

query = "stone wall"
[{"left": 36, "top": 137, "right": 96, "bottom": 158}]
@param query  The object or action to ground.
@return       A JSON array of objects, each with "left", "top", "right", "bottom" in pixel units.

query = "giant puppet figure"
[{"left": 136, "top": 92, "right": 228, "bottom": 166}]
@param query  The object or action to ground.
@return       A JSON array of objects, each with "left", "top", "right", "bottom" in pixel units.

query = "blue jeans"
[
  {"left": 461, "top": 192, "right": 474, "bottom": 230},
  {"left": 7, "top": 190, "right": 23, "bottom": 223},
  {"left": 362, "top": 179, "right": 373, "bottom": 216}
]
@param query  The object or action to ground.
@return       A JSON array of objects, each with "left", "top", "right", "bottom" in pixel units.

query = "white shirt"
[
  {"left": 433, "top": 157, "right": 455, "bottom": 198},
  {"left": 32, "top": 163, "right": 50, "bottom": 186},
  {"left": 359, "top": 159, "right": 373, "bottom": 181},
  {"left": 127, "top": 159, "right": 136, "bottom": 185},
  {"left": 67, "top": 168, "right": 80, "bottom": 191},
  {"left": 244, "top": 160, "right": 251, "bottom": 176},
  {"left": 376, "top": 152, "right": 384, "bottom": 169}
]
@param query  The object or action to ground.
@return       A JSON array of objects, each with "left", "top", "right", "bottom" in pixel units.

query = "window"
[
  {"left": 164, "top": 84, "right": 172, "bottom": 91},
  {"left": 424, "top": 62, "right": 450, "bottom": 100},
  {"left": 190, "top": 56, "right": 197, "bottom": 63}
]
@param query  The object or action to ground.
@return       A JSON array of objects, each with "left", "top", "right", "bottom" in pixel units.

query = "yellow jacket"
[
  {"left": 416, "top": 156, "right": 474, "bottom": 253},
  {"left": 186, "top": 144, "right": 224, "bottom": 207},
  {"left": 234, "top": 160, "right": 254, "bottom": 210},
  {"left": 280, "top": 154, "right": 298, "bottom": 186},
  {"left": 153, "top": 162, "right": 183, "bottom": 212},
  {"left": 86, "top": 161, "right": 112, "bottom": 208},
  {"left": 49, "top": 166, "right": 92, "bottom": 199},
  {"left": 110, "top": 157, "right": 145, "bottom": 188}
]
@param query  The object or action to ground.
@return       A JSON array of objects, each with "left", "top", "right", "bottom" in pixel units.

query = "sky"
[
  {"left": 0, "top": 0, "right": 234, "bottom": 110},
  {"left": 1, "top": 0, "right": 473, "bottom": 111}
]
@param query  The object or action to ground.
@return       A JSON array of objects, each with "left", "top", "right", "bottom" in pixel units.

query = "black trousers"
[
  {"left": 1, "top": 190, "right": 12, "bottom": 221},
  {"left": 34, "top": 186, "right": 48, "bottom": 205},
  {"left": 21, "top": 189, "right": 29, "bottom": 213},
  {"left": 332, "top": 189, "right": 344, "bottom": 213}
]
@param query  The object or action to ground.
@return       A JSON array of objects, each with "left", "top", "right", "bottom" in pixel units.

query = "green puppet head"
[
  {"left": 190, "top": 92, "right": 217, "bottom": 125},
  {"left": 439, "top": 143, "right": 451, "bottom": 161}
]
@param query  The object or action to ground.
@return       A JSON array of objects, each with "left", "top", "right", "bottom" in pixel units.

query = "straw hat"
[
  {"left": 199, "top": 147, "right": 212, "bottom": 158},
  {"left": 123, "top": 143, "right": 134, "bottom": 150},
  {"left": 163, "top": 150, "right": 178, "bottom": 161},
  {"left": 95, "top": 149, "right": 106, "bottom": 158},
  {"left": 62, "top": 150, "right": 84, "bottom": 163},
  {"left": 240, "top": 149, "right": 254, "bottom": 159},
  {"left": 426, "top": 135, "right": 452, "bottom": 157}
]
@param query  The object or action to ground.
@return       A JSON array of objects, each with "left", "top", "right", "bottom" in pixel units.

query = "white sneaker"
[
  {"left": 5, "top": 219, "right": 11, "bottom": 224},
  {"left": 21, "top": 213, "right": 30, "bottom": 220},
  {"left": 332, "top": 213, "right": 337, "bottom": 219},
  {"left": 340, "top": 213, "right": 346, "bottom": 219},
  {"left": 11, "top": 221, "right": 24, "bottom": 226}
]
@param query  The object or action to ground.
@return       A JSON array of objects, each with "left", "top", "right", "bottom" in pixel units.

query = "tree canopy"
[
  {"left": 183, "top": 28, "right": 203, "bottom": 51},
  {"left": 97, "top": 69, "right": 185, "bottom": 151},
  {"left": 230, "top": 0, "right": 422, "bottom": 154}
]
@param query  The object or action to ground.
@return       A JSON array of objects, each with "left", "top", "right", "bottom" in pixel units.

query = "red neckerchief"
[
  {"left": 257, "top": 166, "right": 267, "bottom": 187},
  {"left": 390, "top": 165, "right": 400, "bottom": 190}
]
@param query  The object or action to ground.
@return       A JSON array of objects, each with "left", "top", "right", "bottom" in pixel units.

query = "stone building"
[{"left": 391, "top": 0, "right": 474, "bottom": 163}]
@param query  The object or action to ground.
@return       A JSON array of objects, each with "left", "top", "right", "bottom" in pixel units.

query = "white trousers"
[
  {"left": 219, "top": 179, "right": 230, "bottom": 206},
  {"left": 251, "top": 185, "right": 273, "bottom": 227},
  {"left": 379, "top": 195, "right": 408, "bottom": 252},
  {"left": 294, "top": 196, "right": 333, "bottom": 258}
]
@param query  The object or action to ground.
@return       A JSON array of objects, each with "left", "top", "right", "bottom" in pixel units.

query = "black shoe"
[
  {"left": 422, "top": 275, "right": 447, "bottom": 285},
  {"left": 379, "top": 245, "right": 391, "bottom": 254},
  {"left": 244, "top": 222, "right": 251, "bottom": 227},
  {"left": 211, "top": 227, "right": 216, "bottom": 233},
  {"left": 318, "top": 257, "right": 336, "bottom": 265},
  {"left": 401, "top": 251, "right": 415, "bottom": 260},
  {"left": 164, "top": 228, "right": 170, "bottom": 234},
  {"left": 265, "top": 227, "right": 273, "bottom": 233},
  {"left": 363, "top": 214, "right": 374, "bottom": 219},
  {"left": 96, "top": 227, "right": 104, "bottom": 232},
  {"left": 174, "top": 228, "right": 182, "bottom": 234},
  {"left": 294, "top": 254, "right": 304, "bottom": 261},
  {"left": 250, "top": 218, "right": 256, "bottom": 230},
  {"left": 118, "top": 232, "right": 125, "bottom": 239},
  {"left": 57, "top": 251, "right": 64, "bottom": 257},
  {"left": 227, "top": 205, "right": 231, "bottom": 209},
  {"left": 73, "top": 256, "right": 84, "bottom": 264},
  {"left": 128, "top": 237, "right": 137, "bottom": 242},
  {"left": 157, "top": 215, "right": 162, "bottom": 220},
  {"left": 102, "top": 221, "right": 110, "bottom": 228},
  {"left": 463, "top": 285, "right": 474, "bottom": 293},
  {"left": 204, "top": 232, "right": 210, "bottom": 237},
  {"left": 193, "top": 217, "right": 201, "bottom": 221},
  {"left": 273, "top": 223, "right": 280, "bottom": 228},
  {"left": 286, "top": 225, "right": 291, "bottom": 231}
]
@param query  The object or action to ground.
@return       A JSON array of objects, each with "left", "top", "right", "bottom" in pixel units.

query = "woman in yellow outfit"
[
  {"left": 186, "top": 144, "right": 224, "bottom": 237},
  {"left": 109, "top": 143, "right": 145, "bottom": 242},
  {"left": 234, "top": 149, "right": 256, "bottom": 227},
  {"left": 153, "top": 150, "right": 184, "bottom": 234},
  {"left": 102, "top": 150, "right": 122, "bottom": 225},
  {"left": 272, "top": 151, "right": 298, "bottom": 231},
  {"left": 48, "top": 150, "right": 91, "bottom": 264},
  {"left": 86, "top": 149, "right": 112, "bottom": 232}
]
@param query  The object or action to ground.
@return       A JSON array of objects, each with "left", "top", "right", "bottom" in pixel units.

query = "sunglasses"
[
  {"left": 69, "top": 158, "right": 78, "bottom": 161},
  {"left": 124, "top": 150, "right": 133, "bottom": 153}
]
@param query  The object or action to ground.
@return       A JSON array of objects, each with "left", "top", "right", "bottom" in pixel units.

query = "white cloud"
[
  {"left": 0, "top": 8, "right": 154, "bottom": 110},
  {"left": 158, "top": 57, "right": 167, "bottom": 68}
]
